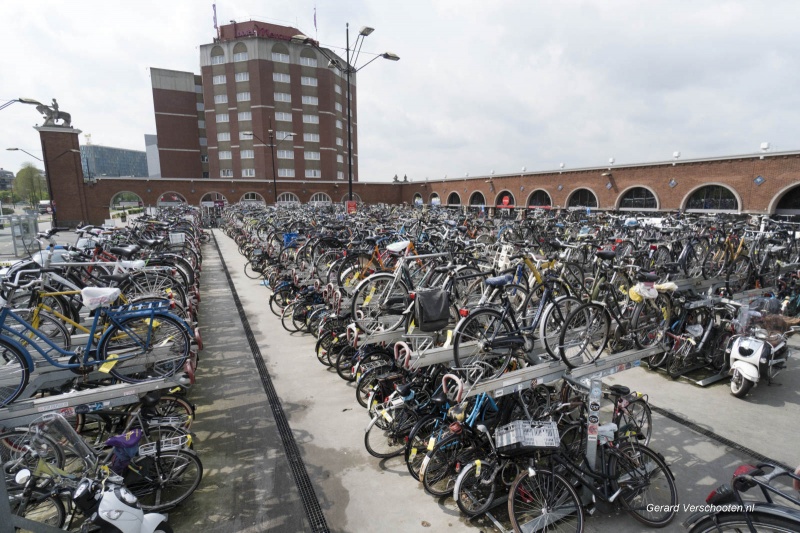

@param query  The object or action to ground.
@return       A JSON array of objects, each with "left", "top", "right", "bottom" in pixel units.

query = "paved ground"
[{"left": 168, "top": 231, "right": 800, "bottom": 532}]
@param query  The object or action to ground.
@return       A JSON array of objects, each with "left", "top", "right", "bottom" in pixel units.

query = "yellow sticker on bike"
[
  {"left": 99, "top": 354, "right": 120, "bottom": 373},
  {"left": 363, "top": 286, "right": 376, "bottom": 305},
  {"left": 475, "top": 460, "right": 481, "bottom": 476},
  {"left": 409, "top": 448, "right": 418, "bottom": 461},
  {"left": 380, "top": 409, "right": 393, "bottom": 422},
  {"left": 427, "top": 436, "right": 436, "bottom": 451}
]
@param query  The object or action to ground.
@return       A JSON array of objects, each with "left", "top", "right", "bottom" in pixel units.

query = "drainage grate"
[
  {"left": 213, "top": 232, "right": 330, "bottom": 532},
  {"left": 649, "top": 403, "right": 792, "bottom": 472}
]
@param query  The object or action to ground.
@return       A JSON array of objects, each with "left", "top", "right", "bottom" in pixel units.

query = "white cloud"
[{"left": 2, "top": 0, "right": 798, "bottom": 182}]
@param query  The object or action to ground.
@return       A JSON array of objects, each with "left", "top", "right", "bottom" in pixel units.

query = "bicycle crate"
[
  {"left": 138, "top": 434, "right": 192, "bottom": 456},
  {"left": 495, "top": 420, "right": 560, "bottom": 455},
  {"left": 283, "top": 232, "right": 299, "bottom": 247},
  {"left": 169, "top": 232, "right": 186, "bottom": 244}
]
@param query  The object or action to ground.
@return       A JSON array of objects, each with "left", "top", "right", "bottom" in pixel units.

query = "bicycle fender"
[
  {"left": 683, "top": 503, "right": 800, "bottom": 532},
  {"left": 140, "top": 513, "right": 170, "bottom": 533},
  {"left": 366, "top": 415, "right": 380, "bottom": 432},
  {"left": 0, "top": 334, "right": 35, "bottom": 372}
]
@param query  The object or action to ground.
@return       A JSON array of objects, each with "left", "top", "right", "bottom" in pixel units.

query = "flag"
[
  {"left": 314, "top": 6, "right": 317, "bottom": 31},
  {"left": 213, "top": 4, "right": 218, "bottom": 30}
]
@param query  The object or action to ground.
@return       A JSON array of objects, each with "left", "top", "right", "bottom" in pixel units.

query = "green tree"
[{"left": 13, "top": 163, "right": 48, "bottom": 207}]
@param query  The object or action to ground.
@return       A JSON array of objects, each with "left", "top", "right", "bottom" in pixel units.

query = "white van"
[{"left": 38, "top": 200, "right": 52, "bottom": 214}]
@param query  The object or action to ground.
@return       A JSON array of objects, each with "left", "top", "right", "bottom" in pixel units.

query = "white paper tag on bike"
[{"left": 443, "top": 330, "right": 453, "bottom": 348}]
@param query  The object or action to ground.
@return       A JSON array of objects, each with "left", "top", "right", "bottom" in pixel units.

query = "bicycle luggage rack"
[{"left": 0, "top": 376, "right": 187, "bottom": 428}]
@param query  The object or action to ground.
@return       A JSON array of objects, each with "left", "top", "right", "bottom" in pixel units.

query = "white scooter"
[{"left": 727, "top": 305, "right": 796, "bottom": 398}]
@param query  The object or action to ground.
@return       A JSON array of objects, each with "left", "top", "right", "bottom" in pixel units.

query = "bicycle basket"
[
  {"left": 495, "top": 420, "right": 560, "bottom": 455},
  {"left": 137, "top": 434, "right": 192, "bottom": 456},
  {"left": 414, "top": 288, "right": 451, "bottom": 332}
]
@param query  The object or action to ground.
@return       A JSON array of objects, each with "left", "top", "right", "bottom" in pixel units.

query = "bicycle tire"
[
  {"left": 364, "top": 408, "right": 418, "bottom": 459},
  {"left": 350, "top": 273, "right": 410, "bottom": 334},
  {"left": 687, "top": 510, "right": 800, "bottom": 533},
  {"left": 726, "top": 255, "right": 753, "bottom": 295},
  {"left": 507, "top": 467, "right": 584, "bottom": 533},
  {"left": 8, "top": 490, "right": 66, "bottom": 529},
  {"left": 243, "top": 261, "right": 262, "bottom": 279},
  {"left": 608, "top": 442, "right": 678, "bottom": 528},
  {"left": 0, "top": 338, "right": 30, "bottom": 407},
  {"left": 539, "top": 296, "right": 583, "bottom": 360},
  {"left": 558, "top": 303, "right": 610, "bottom": 369},
  {"left": 421, "top": 434, "right": 469, "bottom": 497},
  {"left": 452, "top": 308, "right": 517, "bottom": 381},
  {"left": 631, "top": 293, "right": 671, "bottom": 349},
  {"left": 130, "top": 394, "right": 195, "bottom": 428},
  {"left": 0, "top": 429, "right": 65, "bottom": 472},
  {"left": 355, "top": 364, "right": 392, "bottom": 409},
  {"left": 701, "top": 245, "right": 728, "bottom": 280},
  {"left": 334, "top": 345, "right": 358, "bottom": 382},
  {"left": 12, "top": 309, "right": 72, "bottom": 351},
  {"left": 128, "top": 448, "right": 203, "bottom": 512},
  {"left": 404, "top": 415, "right": 441, "bottom": 481},
  {"left": 101, "top": 314, "right": 190, "bottom": 384},
  {"left": 617, "top": 399, "right": 653, "bottom": 446},
  {"left": 454, "top": 459, "right": 497, "bottom": 517}
]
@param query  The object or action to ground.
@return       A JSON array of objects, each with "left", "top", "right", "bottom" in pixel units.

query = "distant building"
[
  {"left": 0, "top": 168, "right": 13, "bottom": 190},
  {"left": 80, "top": 145, "right": 148, "bottom": 178},
  {"left": 144, "top": 134, "right": 161, "bottom": 177}
]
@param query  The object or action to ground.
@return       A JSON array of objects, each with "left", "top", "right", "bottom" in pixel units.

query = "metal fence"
[{"left": 0, "top": 214, "right": 40, "bottom": 257}]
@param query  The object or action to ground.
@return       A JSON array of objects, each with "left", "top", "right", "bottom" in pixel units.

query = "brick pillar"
[{"left": 35, "top": 126, "right": 87, "bottom": 227}]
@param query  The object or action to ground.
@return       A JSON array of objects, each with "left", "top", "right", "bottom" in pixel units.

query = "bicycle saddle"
[
  {"left": 608, "top": 384, "right": 631, "bottom": 397},
  {"left": 396, "top": 382, "right": 413, "bottom": 399},
  {"left": 431, "top": 391, "right": 448, "bottom": 406},
  {"left": 595, "top": 250, "right": 617, "bottom": 261},
  {"left": 485, "top": 274, "right": 513, "bottom": 287},
  {"left": 110, "top": 245, "right": 141, "bottom": 259},
  {"left": 637, "top": 272, "right": 660, "bottom": 283}
]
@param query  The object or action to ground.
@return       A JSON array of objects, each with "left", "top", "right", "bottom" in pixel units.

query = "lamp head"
[
  {"left": 359, "top": 26, "right": 375, "bottom": 36},
  {"left": 291, "top": 34, "right": 312, "bottom": 44},
  {"left": 381, "top": 52, "right": 400, "bottom": 61}
]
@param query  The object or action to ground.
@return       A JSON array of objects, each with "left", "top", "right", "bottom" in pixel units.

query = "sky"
[{"left": 1, "top": 0, "right": 798, "bottom": 182}]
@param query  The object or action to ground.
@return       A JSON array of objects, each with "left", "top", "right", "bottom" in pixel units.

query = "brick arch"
[
  {"left": 681, "top": 182, "right": 741, "bottom": 212},
  {"left": 566, "top": 187, "right": 599, "bottom": 208},
  {"left": 768, "top": 182, "right": 800, "bottom": 214},
  {"left": 447, "top": 191, "right": 461, "bottom": 205},
  {"left": 109, "top": 191, "right": 144, "bottom": 210},
  {"left": 615, "top": 185, "right": 660, "bottom": 210},
  {"left": 157, "top": 191, "right": 187, "bottom": 206},
  {"left": 526, "top": 189, "right": 552, "bottom": 207},
  {"left": 200, "top": 191, "right": 228, "bottom": 204}
]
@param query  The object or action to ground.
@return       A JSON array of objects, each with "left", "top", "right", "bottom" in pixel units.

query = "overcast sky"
[{"left": 2, "top": 1, "right": 798, "bottom": 182}]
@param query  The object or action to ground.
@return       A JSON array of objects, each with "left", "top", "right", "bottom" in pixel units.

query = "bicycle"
[{"left": 0, "top": 271, "right": 192, "bottom": 407}]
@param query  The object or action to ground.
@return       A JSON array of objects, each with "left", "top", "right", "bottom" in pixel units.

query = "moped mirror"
[{"left": 14, "top": 468, "right": 31, "bottom": 485}]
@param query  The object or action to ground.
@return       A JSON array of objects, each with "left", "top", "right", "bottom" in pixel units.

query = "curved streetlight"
[
  {"left": 0, "top": 97, "right": 42, "bottom": 112},
  {"left": 241, "top": 129, "right": 296, "bottom": 202},
  {"left": 292, "top": 25, "right": 399, "bottom": 202}
]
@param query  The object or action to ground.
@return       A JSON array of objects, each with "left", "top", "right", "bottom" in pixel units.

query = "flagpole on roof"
[{"left": 314, "top": 6, "right": 318, "bottom": 39}]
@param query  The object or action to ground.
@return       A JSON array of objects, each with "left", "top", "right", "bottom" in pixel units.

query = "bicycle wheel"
[
  {"left": 452, "top": 308, "right": 517, "bottom": 380},
  {"left": 243, "top": 261, "right": 262, "bottom": 279},
  {"left": 128, "top": 449, "right": 203, "bottom": 512},
  {"left": 350, "top": 273, "right": 409, "bottom": 334},
  {"left": 454, "top": 459, "right": 497, "bottom": 517},
  {"left": 100, "top": 314, "right": 190, "bottom": 383},
  {"left": 404, "top": 415, "right": 441, "bottom": 481},
  {"left": 0, "top": 338, "right": 29, "bottom": 407},
  {"left": 617, "top": 399, "right": 653, "bottom": 446},
  {"left": 558, "top": 303, "right": 609, "bottom": 369},
  {"left": 315, "top": 330, "right": 338, "bottom": 367},
  {"left": 130, "top": 395, "right": 195, "bottom": 429},
  {"left": 269, "top": 287, "right": 295, "bottom": 317},
  {"left": 726, "top": 255, "right": 753, "bottom": 295},
  {"left": 12, "top": 309, "right": 72, "bottom": 350},
  {"left": 631, "top": 294, "right": 672, "bottom": 349},
  {"left": 421, "top": 434, "right": 469, "bottom": 497},
  {"left": 507, "top": 468, "right": 583, "bottom": 533},
  {"left": 608, "top": 442, "right": 678, "bottom": 528},
  {"left": 0, "top": 430, "right": 65, "bottom": 473},
  {"left": 364, "top": 407, "right": 418, "bottom": 459},
  {"left": 280, "top": 302, "right": 302, "bottom": 333},
  {"left": 8, "top": 491, "right": 66, "bottom": 530},
  {"left": 356, "top": 364, "right": 391, "bottom": 408},
  {"left": 540, "top": 296, "right": 584, "bottom": 360},
  {"left": 701, "top": 245, "right": 727, "bottom": 279},
  {"left": 334, "top": 345, "right": 358, "bottom": 382},
  {"left": 687, "top": 511, "right": 800, "bottom": 533}
]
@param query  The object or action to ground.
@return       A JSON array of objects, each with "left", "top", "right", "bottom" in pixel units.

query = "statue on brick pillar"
[{"left": 23, "top": 98, "right": 72, "bottom": 128}]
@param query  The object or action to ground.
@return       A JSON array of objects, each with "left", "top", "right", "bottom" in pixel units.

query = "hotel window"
[
  {"left": 336, "top": 137, "right": 343, "bottom": 146},
  {"left": 211, "top": 55, "right": 225, "bottom": 65},
  {"left": 334, "top": 85, "right": 342, "bottom": 94},
  {"left": 212, "top": 74, "right": 226, "bottom": 84},
  {"left": 336, "top": 119, "right": 342, "bottom": 129},
  {"left": 305, "top": 169, "right": 321, "bottom": 178},
  {"left": 302, "top": 95, "right": 318, "bottom": 105},
  {"left": 241, "top": 150, "right": 254, "bottom": 159},
  {"left": 199, "top": 137, "right": 208, "bottom": 146},
  {"left": 220, "top": 169, "right": 233, "bottom": 177},
  {"left": 242, "top": 168, "right": 256, "bottom": 177},
  {"left": 300, "top": 56, "right": 318, "bottom": 67},
  {"left": 272, "top": 52, "right": 290, "bottom": 63},
  {"left": 276, "top": 131, "right": 293, "bottom": 141},
  {"left": 216, "top": 113, "right": 229, "bottom": 123},
  {"left": 239, "top": 131, "right": 253, "bottom": 140},
  {"left": 301, "top": 76, "right": 318, "bottom": 86},
  {"left": 337, "top": 171, "right": 344, "bottom": 180},
  {"left": 278, "top": 168, "right": 295, "bottom": 177},
  {"left": 275, "top": 112, "right": 292, "bottom": 122},
  {"left": 218, "top": 151, "right": 232, "bottom": 159},
  {"left": 303, "top": 133, "right": 319, "bottom": 142},
  {"left": 305, "top": 151, "right": 321, "bottom": 160},
  {"left": 214, "top": 94, "right": 228, "bottom": 104},
  {"left": 337, "top": 154, "right": 344, "bottom": 163},
  {"left": 198, "top": 120, "right": 206, "bottom": 129},
  {"left": 235, "top": 72, "right": 249, "bottom": 82},
  {"left": 277, "top": 149, "right": 293, "bottom": 159},
  {"left": 238, "top": 111, "right": 252, "bottom": 121},
  {"left": 335, "top": 102, "right": 342, "bottom": 112},
  {"left": 274, "top": 92, "right": 291, "bottom": 102},
  {"left": 303, "top": 114, "right": 319, "bottom": 124},
  {"left": 200, "top": 154, "right": 209, "bottom": 162},
  {"left": 196, "top": 102, "right": 204, "bottom": 111},
  {"left": 273, "top": 73, "right": 290, "bottom": 83},
  {"left": 237, "top": 91, "right": 251, "bottom": 101},
  {"left": 218, "top": 132, "right": 231, "bottom": 141},
  {"left": 233, "top": 52, "right": 249, "bottom": 62}
]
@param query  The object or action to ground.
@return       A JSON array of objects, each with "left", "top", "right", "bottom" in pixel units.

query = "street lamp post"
[
  {"left": 292, "top": 26, "right": 399, "bottom": 202},
  {"left": 241, "top": 127, "right": 296, "bottom": 204}
]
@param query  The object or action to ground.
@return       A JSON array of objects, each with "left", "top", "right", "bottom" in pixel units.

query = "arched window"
[
  {"left": 300, "top": 48, "right": 318, "bottom": 67},
  {"left": 210, "top": 45, "right": 225, "bottom": 64},
  {"left": 775, "top": 185, "right": 800, "bottom": 214},
  {"left": 685, "top": 185, "right": 739, "bottom": 211},
  {"left": 447, "top": 192, "right": 461, "bottom": 205},
  {"left": 527, "top": 190, "right": 551, "bottom": 208},
  {"left": 157, "top": 192, "right": 186, "bottom": 206},
  {"left": 618, "top": 187, "right": 657, "bottom": 210},
  {"left": 201, "top": 192, "right": 228, "bottom": 205},
  {"left": 430, "top": 193, "right": 441, "bottom": 206},
  {"left": 276, "top": 192, "right": 300, "bottom": 204},
  {"left": 495, "top": 191, "right": 515, "bottom": 208},
  {"left": 340, "top": 193, "right": 362, "bottom": 203},
  {"left": 567, "top": 189, "right": 598, "bottom": 208},
  {"left": 232, "top": 42, "right": 248, "bottom": 62},
  {"left": 110, "top": 191, "right": 143, "bottom": 210},
  {"left": 412, "top": 193, "right": 423, "bottom": 206},
  {"left": 310, "top": 192, "right": 332, "bottom": 204},
  {"left": 240, "top": 192, "right": 265, "bottom": 204},
  {"left": 469, "top": 191, "right": 486, "bottom": 206}
]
